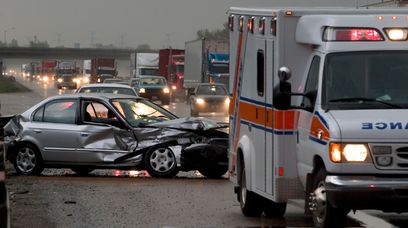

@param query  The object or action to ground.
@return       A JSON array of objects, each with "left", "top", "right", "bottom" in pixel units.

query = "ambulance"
[{"left": 228, "top": 7, "right": 408, "bottom": 227}]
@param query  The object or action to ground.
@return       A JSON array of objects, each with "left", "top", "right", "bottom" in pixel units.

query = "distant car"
[
  {"left": 76, "top": 83, "right": 139, "bottom": 97},
  {"left": 189, "top": 83, "right": 229, "bottom": 117},
  {"left": 103, "top": 78, "right": 127, "bottom": 85},
  {"left": 3, "top": 94, "right": 228, "bottom": 178},
  {"left": 133, "top": 76, "right": 171, "bottom": 105}
]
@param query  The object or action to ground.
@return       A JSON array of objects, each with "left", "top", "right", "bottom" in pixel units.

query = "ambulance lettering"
[{"left": 362, "top": 122, "right": 408, "bottom": 130}]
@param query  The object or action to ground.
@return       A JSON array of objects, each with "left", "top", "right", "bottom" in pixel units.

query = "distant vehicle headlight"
[
  {"left": 225, "top": 97, "right": 230, "bottom": 105},
  {"left": 196, "top": 98, "right": 205, "bottom": 104},
  {"left": 139, "top": 88, "right": 146, "bottom": 94},
  {"left": 163, "top": 87, "right": 170, "bottom": 93},
  {"left": 329, "top": 143, "right": 371, "bottom": 163},
  {"left": 83, "top": 77, "right": 90, "bottom": 83},
  {"left": 43, "top": 76, "right": 49, "bottom": 82},
  {"left": 172, "top": 85, "right": 177, "bottom": 90},
  {"left": 57, "top": 78, "right": 63, "bottom": 83}
]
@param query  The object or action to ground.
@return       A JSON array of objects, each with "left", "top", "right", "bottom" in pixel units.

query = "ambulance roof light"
[
  {"left": 271, "top": 17, "right": 277, "bottom": 36},
  {"left": 239, "top": 16, "right": 244, "bottom": 32},
  {"left": 228, "top": 15, "right": 234, "bottom": 31},
  {"left": 248, "top": 17, "right": 254, "bottom": 33},
  {"left": 384, "top": 28, "right": 408, "bottom": 41},
  {"left": 259, "top": 17, "right": 266, "bottom": 35},
  {"left": 323, "top": 27, "right": 384, "bottom": 41}
]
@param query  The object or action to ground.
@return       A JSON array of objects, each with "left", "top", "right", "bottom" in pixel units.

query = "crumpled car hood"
[{"left": 148, "top": 117, "right": 226, "bottom": 131}]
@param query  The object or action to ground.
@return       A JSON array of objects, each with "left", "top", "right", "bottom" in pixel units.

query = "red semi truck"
[
  {"left": 90, "top": 58, "right": 117, "bottom": 83},
  {"left": 159, "top": 49, "right": 185, "bottom": 100},
  {"left": 40, "top": 59, "right": 57, "bottom": 82}
]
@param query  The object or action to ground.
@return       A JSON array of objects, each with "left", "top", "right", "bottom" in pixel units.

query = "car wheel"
[
  {"left": 239, "top": 164, "right": 263, "bottom": 217},
  {"left": 264, "top": 200, "right": 286, "bottom": 218},
  {"left": 13, "top": 143, "right": 44, "bottom": 176},
  {"left": 198, "top": 166, "right": 228, "bottom": 179},
  {"left": 144, "top": 147, "right": 179, "bottom": 178},
  {"left": 71, "top": 168, "right": 94, "bottom": 176},
  {"left": 310, "top": 168, "right": 348, "bottom": 228}
]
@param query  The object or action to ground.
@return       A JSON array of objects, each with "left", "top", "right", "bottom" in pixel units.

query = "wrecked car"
[{"left": 3, "top": 93, "right": 228, "bottom": 178}]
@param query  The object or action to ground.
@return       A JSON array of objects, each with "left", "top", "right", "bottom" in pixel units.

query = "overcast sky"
[{"left": 1, "top": 0, "right": 381, "bottom": 49}]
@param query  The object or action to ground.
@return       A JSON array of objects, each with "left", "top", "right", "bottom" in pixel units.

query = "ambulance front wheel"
[
  {"left": 239, "top": 165, "right": 263, "bottom": 217},
  {"left": 310, "top": 168, "right": 348, "bottom": 228}
]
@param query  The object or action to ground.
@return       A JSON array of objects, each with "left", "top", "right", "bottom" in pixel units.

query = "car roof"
[
  {"left": 78, "top": 83, "right": 133, "bottom": 89},
  {"left": 49, "top": 93, "right": 138, "bottom": 100}
]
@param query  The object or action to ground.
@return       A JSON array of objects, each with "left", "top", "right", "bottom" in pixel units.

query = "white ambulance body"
[{"left": 229, "top": 7, "right": 408, "bottom": 227}]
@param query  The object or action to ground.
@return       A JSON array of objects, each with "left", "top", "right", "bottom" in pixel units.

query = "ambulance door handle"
[
  {"left": 248, "top": 123, "right": 252, "bottom": 132},
  {"left": 255, "top": 108, "right": 258, "bottom": 119}
]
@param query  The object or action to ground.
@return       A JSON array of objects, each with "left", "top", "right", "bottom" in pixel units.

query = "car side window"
[
  {"left": 43, "top": 100, "right": 78, "bottom": 124},
  {"left": 33, "top": 106, "right": 44, "bottom": 122},
  {"left": 83, "top": 101, "right": 120, "bottom": 127}
]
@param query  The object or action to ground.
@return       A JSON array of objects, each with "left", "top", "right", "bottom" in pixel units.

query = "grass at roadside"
[{"left": 0, "top": 76, "right": 30, "bottom": 93}]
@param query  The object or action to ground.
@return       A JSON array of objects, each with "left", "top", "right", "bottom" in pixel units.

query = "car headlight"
[
  {"left": 196, "top": 98, "right": 205, "bottom": 104},
  {"left": 329, "top": 143, "right": 371, "bottom": 163},
  {"left": 73, "top": 78, "right": 78, "bottom": 83},
  {"left": 139, "top": 88, "right": 145, "bottom": 94},
  {"left": 57, "top": 78, "right": 63, "bottom": 83},
  {"left": 163, "top": 87, "right": 170, "bottom": 93},
  {"left": 225, "top": 97, "right": 230, "bottom": 105},
  {"left": 172, "top": 85, "right": 177, "bottom": 90},
  {"left": 83, "top": 77, "right": 90, "bottom": 83}
]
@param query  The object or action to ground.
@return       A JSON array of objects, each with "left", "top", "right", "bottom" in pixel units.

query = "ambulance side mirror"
[
  {"left": 274, "top": 67, "right": 292, "bottom": 110},
  {"left": 278, "top": 67, "right": 291, "bottom": 82}
]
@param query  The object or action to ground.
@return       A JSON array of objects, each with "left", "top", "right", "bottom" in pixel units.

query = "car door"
[
  {"left": 29, "top": 98, "right": 83, "bottom": 162},
  {"left": 75, "top": 99, "right": 133, "bottom": 163}
]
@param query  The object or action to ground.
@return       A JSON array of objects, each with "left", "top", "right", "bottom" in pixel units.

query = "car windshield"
[
  {"left": 111, "top": 98, "right": 176, "bottom": 127},
  {"left": 78, "top": 87, "right": 136, "bottom": 96},
  {"left": 323, "top": 51, "right": 408, "bottom": 110},
  {"left": 140, "top": 77, "right": 166, "bottom": 85},
  {"left": 196, "top": 85, "right": 227, "bottom": 95}
]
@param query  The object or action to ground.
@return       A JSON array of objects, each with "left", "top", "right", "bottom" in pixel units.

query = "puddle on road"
[{"left": 36, "top": 168, "right": 212, "bottom": 179}]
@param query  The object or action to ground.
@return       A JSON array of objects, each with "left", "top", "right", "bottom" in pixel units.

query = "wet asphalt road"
[{"left": 2, "top": 74, "right": 408, "bottom": 227}]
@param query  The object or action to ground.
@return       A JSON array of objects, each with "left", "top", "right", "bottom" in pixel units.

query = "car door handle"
[
  {"left": 80, "top": 132, "right": 89, "bottom": 137},
  {"left": 33, "top": 129, "right": 42, "bottom": 133}
]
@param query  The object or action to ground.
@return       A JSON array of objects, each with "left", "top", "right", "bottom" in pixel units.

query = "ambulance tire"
[
  {"left": 264, "top": 200, "right": 286, "bottom": 218},
  {"left": 239, "top": 166, "right": 263, "bottom": 217},
  {"left": 311, "top": 168, "right": 348, "bottom": 228}
]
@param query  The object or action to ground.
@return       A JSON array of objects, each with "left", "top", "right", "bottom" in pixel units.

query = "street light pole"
[{"left": 4, "top": 27, "right": 15, "bottom": 45}]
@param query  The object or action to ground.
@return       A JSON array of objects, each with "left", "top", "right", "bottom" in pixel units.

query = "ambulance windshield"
[{"left": 323, "top": 51, "right": 408, "bottom": 110}]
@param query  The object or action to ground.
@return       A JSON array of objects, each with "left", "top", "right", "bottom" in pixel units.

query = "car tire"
[
  {"left": 71, "top": 168, "right": 94, "bottom": 176},
  {"left": 144, "top": 147, "right": 179, "bottom": 178},
  {"left": 198, "top": 166, "right": 228, "bottom": 179},
  {"left": 310, "top": 168, "right": 348, "bottom": 228},
  {"left": 239, "top": 164, "right": 263, "bottom": 217},
  {"left": 264, "top": 200, "right": 286, "bottom": 218},
  {"left": 13, "top": 143, "right": 44, "bottom": 176}
]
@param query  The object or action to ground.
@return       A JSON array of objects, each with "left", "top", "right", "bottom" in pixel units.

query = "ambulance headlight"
[
  {"left": 139, "top": 88, "right": 145, "bottom": 94},
  {"left": 329, "top": 143, "right": 371, "bottom": 163}
]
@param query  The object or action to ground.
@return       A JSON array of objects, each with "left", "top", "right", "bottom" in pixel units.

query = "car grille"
[
  {"left": 145, "top": 88, "right": 162, "bottom": 96},
  {"left": 370, "top": 143, "right": 408, "bottom": 170},
  {"left": 63, "top": 77, "right": 73, "bottom": 82}
]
